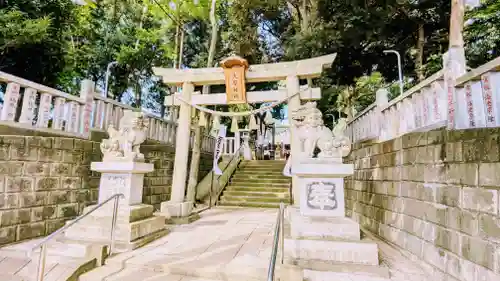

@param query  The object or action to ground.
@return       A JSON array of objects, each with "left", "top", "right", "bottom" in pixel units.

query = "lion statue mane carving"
[
  {"left": 291, "top": 102, "right": 351, "bottom": 160},
  {"left": 100, "top": 111, "right": 150, "bottom": 162},
  {"left": 283, "top": 102, "right": 351, "bottom": 176}
]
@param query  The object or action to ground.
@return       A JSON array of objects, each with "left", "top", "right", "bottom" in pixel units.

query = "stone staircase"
[
  {"left": 284, "top": 208, "right": 392, "bottom": 281},
  {"left": 218, "top": 160, "right": 291, "bottom": 208},
  {"left": 0, "top": 238, "right": 107, "bottom": 281}
]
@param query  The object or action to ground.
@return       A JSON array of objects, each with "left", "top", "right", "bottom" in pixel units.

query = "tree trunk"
[
  {"left": 186, "top": 125, "right": 202, "bottom": 204},
  {"left": 202, "top": 0, "right": 219, "bottom": 95},
  {"left": 134, "top": 80, "right": 141, "bottom": 107},
  {"left": 173, "top": 22, "right": 180, "bottom": 69},
  {"left": 187, "top": 0, "right": 219, "bottom": 206},
  {"left": 178, "top": 27, "right": 185, "bottom": 68},
  {"left": 416, "top": 24, "right": 425, "bottom": 81}
]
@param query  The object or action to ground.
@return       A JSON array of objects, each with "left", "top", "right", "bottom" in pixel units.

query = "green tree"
[
  {"left": 0, "top": 0, "right": 76, "bottom": 86},
  {"left": 464, "top": 0, "right": 500, "bottom": 68}
]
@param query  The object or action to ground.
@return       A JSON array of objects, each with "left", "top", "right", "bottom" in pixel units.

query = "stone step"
[
  {"left": 0, "top": 238, "right": 106, "bottom": 261},
  {"left": 239, "top": 166, "right": 285, "bottom": 171},
  {"left": 230, "top": 178, "right": 290, "bottom": 184},
  {"left": 0, "top": 255, "right": 96, "bottom": 281},
  {"left": 221, "top": 195, "right": 289, "bottom": 203},
  {"left": 242, "top": 160, "right": 285, "bottom": 164},
  {"left": 64, "top": 216, "right": 165, "bottom": 245},
  {"left": 285, "top": 210, "right": 361, "bottom": 241},
  {"left": 240, "top": 164, "right": 285, "bottom": 169},
  {"left": 226, "top": 186, "right": 289, "bottom": 193},
  {"left": 82, "top": 256, "right": 295, "bottom": 281},
  {"left": 303, "top": 269, "right": 390, "bottom": 281},
  {"left": 238, "top": 166, "right": 285, "bottom": 170},
  {"left": 79, "top": 204, "right": 155, "bottom": 223},
  {"left": 218, "top": 200, "right": 282, "bottom": 208},
  {"left": 224, "top": 190, "right": 290, "bottom": 198},
  {"left": 290, "top": 259, "right": 390, "bottom": 279},
  {"left": 228, "top": 182, "right": 290, "bottom": 188},
  {"left": 232, "top": 174, "right": 289, "bottom": 180},
  {"left": 284, "top": 238, "right": 380, "bottom": 266}
]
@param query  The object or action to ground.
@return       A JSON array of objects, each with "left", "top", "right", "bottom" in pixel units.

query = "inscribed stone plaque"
[{"left": 300, "top": 177, "right": 345, "bottom": 217}]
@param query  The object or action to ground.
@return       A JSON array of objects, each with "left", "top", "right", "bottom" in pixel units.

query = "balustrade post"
[
  {"left": 375, "top": 88, "right": 389, "bottom": 142},
  {"left": 80, "top": 79, "right": 94, "bottom": 138},
  {"left": 0, "top": 82, "right": 20, "bottom": 121}
]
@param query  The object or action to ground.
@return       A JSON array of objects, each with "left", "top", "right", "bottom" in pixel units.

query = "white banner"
[{"left": 212, "top": 125, "right": 227, "bottom": 175}]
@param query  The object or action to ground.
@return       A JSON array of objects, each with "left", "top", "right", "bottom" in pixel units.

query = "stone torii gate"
[{"left": 153, "top": 53, "right": 336, "bottom": 219}]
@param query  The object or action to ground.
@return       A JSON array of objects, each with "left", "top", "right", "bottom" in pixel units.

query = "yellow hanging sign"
[{"left": 221, "top": 56, "right": 248, "bottom": 104}]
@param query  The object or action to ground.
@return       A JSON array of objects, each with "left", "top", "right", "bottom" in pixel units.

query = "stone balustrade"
[
  {"left": 346, "top": 56, "right": 500, "bottom": 143},
  {"left": 223, "top": 137, "right": 236, "bottom": 155},
  {"left": 347, "top": 70, "right": 445, "bottom": 143},
  {"left": 0, "top": 71, "right": 216, "bottom": 152},
  {"left": 0, "top": 71, "right": 94, "bottom": 138}
]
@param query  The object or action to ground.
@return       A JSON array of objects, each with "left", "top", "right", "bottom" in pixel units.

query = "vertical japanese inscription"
[
  {"left": 221, "top": 56, "right": 249, "bottom": 104},
  {"left": 482, "top": 73, "right": 495, "bottom": 125},
  {"left": 103, "top": 175, "right": 126, "bottom": 195},
  {"left": 465, "top": 83, "right": 475, "bottom": 127}
]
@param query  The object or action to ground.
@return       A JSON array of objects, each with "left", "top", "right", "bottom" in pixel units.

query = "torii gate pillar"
[
  {"left": 286, "top": 75, "right": 301, "bottom": 206},
  {"left": 160, "top": 82, "right": 194, "bottom": 219}
]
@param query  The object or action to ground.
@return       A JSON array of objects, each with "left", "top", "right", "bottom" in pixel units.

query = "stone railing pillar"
[
  {"left": 80, "top": 79, "right": 94, "bottom": 138},
  {"left": 376, "top": 88, "right": 389, "bottom": 142}
]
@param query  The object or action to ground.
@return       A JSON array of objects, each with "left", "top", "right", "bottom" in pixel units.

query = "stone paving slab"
[
  {"left": 0, "top": 206, "right": 436, "bottom": 281},
  {"left": 77, "top": 206, "right": 437, "bottom": 281},
  {"left": 0, "top": 255, "right": 95, "bottom": 281}
]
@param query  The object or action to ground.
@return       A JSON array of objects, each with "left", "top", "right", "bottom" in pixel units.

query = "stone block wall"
[
  {"left": 141, "top": 143, "right": 213, "bottom": 210},
  {"left": 345, "top": 128, "right": 500, "bottom": 280},
  {"left": 0, "top": 136, "right": 101, "bottom": 246},
  {"left": 141, "top": 144, "right": 175, "bottom": 209},
  {"left": 0, "top": 136, "right": 213, "bottom": 246}
]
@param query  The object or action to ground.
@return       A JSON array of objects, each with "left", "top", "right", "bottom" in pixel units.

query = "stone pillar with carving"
[
  {"left": 283, "top": 102, "right": 390, "bottom": 279},
  {"left": 64, "top": 111, "right": 168, "bottom": 252}
]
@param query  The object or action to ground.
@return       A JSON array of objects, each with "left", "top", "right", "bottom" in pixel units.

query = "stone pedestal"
[
  {"left": 64, "top": 162, "right": 168, "bottom": 252},
  {"left": 157, "top": 200, "right": 200, "bottom": 224},
  {"left": 284, "top": 159, "right": 390, "bottom": 280}
]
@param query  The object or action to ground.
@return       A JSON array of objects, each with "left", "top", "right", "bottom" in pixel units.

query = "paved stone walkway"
[{"left": 80, "top": 207, "right": 434, "bottom": 281}]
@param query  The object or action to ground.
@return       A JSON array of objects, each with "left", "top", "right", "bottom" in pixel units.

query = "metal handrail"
[
  {"left": 267, "top": 202, "right": 285, "bottom": 281},
  {"left": 31, "top": 193, "right": 125, "bottom": 281},
  {"left": 212, "top": 145, "right": 245, "bottom": 207}
]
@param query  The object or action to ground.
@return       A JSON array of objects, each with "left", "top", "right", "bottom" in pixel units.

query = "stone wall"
[
  {"left": 141, "top": 143, "right": 213, "bottom": 210},
  {"left": 345, "top": 128, "right": 500, "bottom": 280},
  {"left": 0, "top": 136, "right": 213, "bottom": 246},
  {"left": 0, "top": 136, "right": 101, "bottom": 245}
]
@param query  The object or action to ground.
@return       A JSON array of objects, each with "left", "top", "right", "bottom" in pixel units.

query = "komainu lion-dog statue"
[
  {"left": 100, "top": 111, "right": 150, "bottom": 162},
  {"left": 283, "top": 102, "right": 351, "bottom": 176}
]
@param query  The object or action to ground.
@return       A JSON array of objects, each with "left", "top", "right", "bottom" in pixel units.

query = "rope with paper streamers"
[
  {"left": 171, "top": 91, "right": 299, "bottom": 133},
  {"left": 171, "top": 91, "right": 299, "bottom": 117}
]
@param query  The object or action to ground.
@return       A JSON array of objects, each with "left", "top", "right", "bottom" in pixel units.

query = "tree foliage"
[
  {"left": 465, "top": 0, "right": 500, "bottom": 68},
  {"left": 0, "top": 0, "right": 499, "bottom": 118}
]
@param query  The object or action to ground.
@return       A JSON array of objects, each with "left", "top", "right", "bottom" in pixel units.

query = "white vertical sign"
[{"left": 212, "top": 125, "right": 227, "bottom": 175}]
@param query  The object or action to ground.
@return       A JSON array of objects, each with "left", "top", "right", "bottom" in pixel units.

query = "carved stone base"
[
  {"left": 64, "top": 204, "right": 167, "bottom": 252},
  {"left": 284, "top": 238, "right": 379, "bottom": 265},
  {"left": 286, "top": 159, "right": 389, "bottom": 279},
  {"left": 159, "top": 201, "right": 194, "bottom": 217},
  {"left": 292, "top": 160, "right": 353, "bottom": 217},
  {"left": 286, "top": 207, "right": 360, "bottom": 240},
  {"left": 164, "top": 212, "right": 200, "bottom": 225},
  {"left": 91, "top": 162, "right": 154, "bottom": 206}
]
